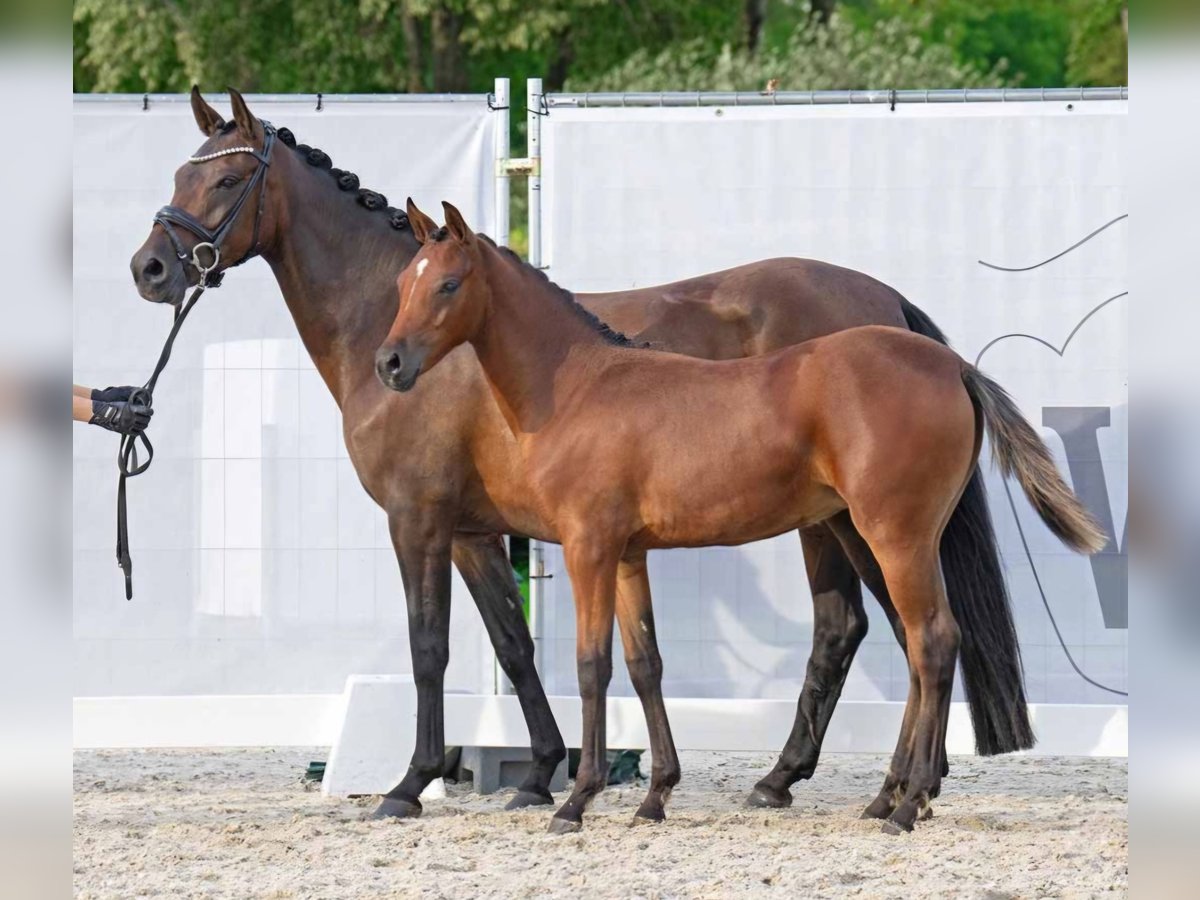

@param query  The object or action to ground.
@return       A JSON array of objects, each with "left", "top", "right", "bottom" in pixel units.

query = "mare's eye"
[
  {"left": 218, "top": 174, "right": 241, "bottom": 189},
  {"left": 440, "top": 279, "right": 459, "bottom": 294}
]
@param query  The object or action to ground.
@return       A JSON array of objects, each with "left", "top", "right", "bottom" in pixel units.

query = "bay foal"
[{"left": 376, "top": 202, "right": 1106, "bottom": 834}]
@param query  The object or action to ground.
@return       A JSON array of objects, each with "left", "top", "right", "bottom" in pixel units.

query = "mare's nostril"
[
  {"left": 386, "top": 353, "right": 401, "bottom": 374},
  {"left": 143, "top": 257, "right": 165, "bottom": 280}
]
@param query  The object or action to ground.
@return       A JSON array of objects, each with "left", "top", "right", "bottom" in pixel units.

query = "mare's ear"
[
  {"left": 441, "top": 201, "right": 475, "bottom": 245},
  {"left": 190, "top": 86, "right": 225, "bottom": 136},
  {"left": 227, "top": 88, "right": 264, "bottom": 143},
  {"left": 406, "top": 198, "right": 438, "bottom": 245}
]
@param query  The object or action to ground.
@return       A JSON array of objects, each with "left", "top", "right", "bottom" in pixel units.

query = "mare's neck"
[
  {"left": 261, "top": 152, "right": 421, "bottom": 407},
  {"left": 471, "top": 243, "right": 618, "bottom": 434}
]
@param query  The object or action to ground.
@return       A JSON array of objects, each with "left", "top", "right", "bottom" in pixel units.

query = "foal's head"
[
  {"left": 376, "top": 200, "right": 488, "bottom": 393},
  {"left": 130, "top": 88, "right": 278, "bottom": 304}
]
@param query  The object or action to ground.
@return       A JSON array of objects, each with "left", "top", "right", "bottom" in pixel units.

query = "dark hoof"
[
  {"left": 505, "top": 789, "right": 555, "bottom": 811},
  {"left": 860, "top": 797, "right": 894, "bottom": 820},
  {"left": 746, "top": 785, "right": 792, "bottom": 809},
  {"left": 547, "top": 816, "right": 582, "bottom": 835},
  {"left": 881, "top": 817, "right": 913, "bottom": 835},
  {"left": 370, "top": 797, "right": 422, "bottom": 820},
  {"left": 633, "top": 800, "right": 666, "bottom": 824},
  {"left": 919, "top": 805, "right": 934, "bottom": 821},
  {"left": 883, "top": 799, "right": 920, "bottom": 834}
]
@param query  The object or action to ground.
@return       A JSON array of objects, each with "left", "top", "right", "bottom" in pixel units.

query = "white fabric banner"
[
  {"left": 73, "top": 95, "right": 499, "bottom": 698},
  {"left": 539, "top": 99, "right": 1127, "bottom": 708}
]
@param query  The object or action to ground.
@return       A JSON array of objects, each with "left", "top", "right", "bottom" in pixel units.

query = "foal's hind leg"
[
  {"left": 748, "top": 522, "right": 868, "bottom": 808},
  {"left": 616, "top": 553, "right": 681, "bottom": 824},
  {"left": 864, "top": 540, "right": 960, "bottom": 834},
  {"left": 826, "top": 514, "right": 950, "bottom": 818}
]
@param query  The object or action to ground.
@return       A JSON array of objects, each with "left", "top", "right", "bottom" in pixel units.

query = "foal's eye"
[
  {"left": 218, "top": 174, "right": 241, "bottom": 189},
  {"left": 439, "top": 280, "right": 459, "bottom": 294}
]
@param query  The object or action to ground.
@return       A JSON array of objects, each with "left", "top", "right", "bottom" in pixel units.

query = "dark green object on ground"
[{"left": 568, "top": 748, "right": 644, "bottom": 785}]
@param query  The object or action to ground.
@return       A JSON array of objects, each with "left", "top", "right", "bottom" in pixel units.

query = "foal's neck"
[
  {"left": 262, "top": 152, "right": 421, "bottom": 407},
  {"left": 471, "top": 242, "right": 622, "bottom": 435}
]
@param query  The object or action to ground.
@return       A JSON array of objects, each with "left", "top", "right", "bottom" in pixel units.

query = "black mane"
[
  {"left": 478, "top": 235, "right": 636, "bottom": 347},
  {"left": 272, "top": 124, "right": 411, "bottom": 233}
]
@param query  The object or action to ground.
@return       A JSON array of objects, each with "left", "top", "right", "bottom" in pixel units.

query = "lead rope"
[{"left": 115, "top": 280, "right": 209, "bottom": 599}]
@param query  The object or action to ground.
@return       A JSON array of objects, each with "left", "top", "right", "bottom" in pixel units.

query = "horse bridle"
[
  {"left": 152, "top": 119, "right": 278, "bottom": 290},
  {"left": 116, "top": 120, "right": 277, "bottom": 600}
]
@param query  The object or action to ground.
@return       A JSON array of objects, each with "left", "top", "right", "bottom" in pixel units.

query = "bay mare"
[
  {"left": 133, "top": 89, "right": 1033, "bottom": 824},
  {"left": 377, "top": 201, "right": 1105, "bottom": 834}
]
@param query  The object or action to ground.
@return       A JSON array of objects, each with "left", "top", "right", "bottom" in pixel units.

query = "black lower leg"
[
  {"left": 751, "top": 525, "right": 867, "bottom": 808},
  {"left": 551, "top": 651, "right": 612, "bottom": 832},
  {"left": 452, "top": 534, "right": 565, "bottom": 807},
  {"left": 373, "top": 515, "right": 452, "bottom": 820}
]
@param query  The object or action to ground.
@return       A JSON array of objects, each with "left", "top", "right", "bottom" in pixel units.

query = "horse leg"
[
  {"left": 451, "top": 532, "right": 566, "bottom": 810},
  {"left": 549, "top": 538, "right": 620, "bottom": 834},
  {"left": 371, "top": 510, "right": 454, "bottom": 819},
  {"left": 748, "top": 522, "right": 868, "bottom": 808},
  {"left": 864, "top": 540, "right": 960, "bottom": 834},
  {"left": 828, "top": 512, "right": 951, "bottom": 802},
  {"left": 615, "top": 553, "right": 681, "bottom": 825}
]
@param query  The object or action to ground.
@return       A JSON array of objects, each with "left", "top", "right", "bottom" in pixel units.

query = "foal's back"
[{"left": 538, "top": 324, "right": 971, "bottom": 549}]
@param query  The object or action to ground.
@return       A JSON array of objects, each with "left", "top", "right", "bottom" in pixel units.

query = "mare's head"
[
  {"left": 130, "top": 87, "right": 282, "bottom": 304},
  {"left": 376, "top": 200, "right": 488, "bottom": 392}
]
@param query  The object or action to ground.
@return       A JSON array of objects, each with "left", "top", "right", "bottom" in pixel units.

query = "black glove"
[
  {"left": 91, "top": 385, "right": 136, "bottom": 404},
  {"left": 90, "top": 397, "right": 153, "bottom": 436}
]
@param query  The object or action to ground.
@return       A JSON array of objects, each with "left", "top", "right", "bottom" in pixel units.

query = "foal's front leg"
[
  {"left": 372, "top": 511, "right": 454, "bottom": 819},
  {"left": 616, "top": 554, "right": 680, "bottom": 824},
  {"left": 548, "top": 539, "right": 620, "bottom": 834}
]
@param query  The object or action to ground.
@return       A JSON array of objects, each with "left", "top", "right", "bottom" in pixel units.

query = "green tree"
[{"left": 570, "top": 9, "right": 1008, "bottom": 93}]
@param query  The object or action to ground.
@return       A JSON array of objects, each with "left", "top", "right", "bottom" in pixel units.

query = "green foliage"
[
  {"left": 73, "top": 1, "right": 1127, "bottom": 95},
  {"left": 1066, "top": 0, "right": 1127, "bottom": 86},
  {"left": 570, "top": 10, "right": 1009, "bottom": 93}
]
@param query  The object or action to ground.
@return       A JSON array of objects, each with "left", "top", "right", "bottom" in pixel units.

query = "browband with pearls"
[{"left": 188, "top": 146, "right": 259, "bottom": 164}]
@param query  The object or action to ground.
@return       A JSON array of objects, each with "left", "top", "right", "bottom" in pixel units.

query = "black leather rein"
[{"left": 116, "top": 122, "right": 276, "bottom": 599}]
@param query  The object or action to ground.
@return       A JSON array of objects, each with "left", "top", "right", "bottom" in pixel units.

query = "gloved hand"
[
  {"left": 89, "top": 387, "right": 152, "bottom": 436},
  {"left": 91, "top": 385, "right": 137, "bottom": 404}
]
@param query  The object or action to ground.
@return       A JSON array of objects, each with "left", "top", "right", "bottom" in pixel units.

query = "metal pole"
[
  {"left": 529, "top": 543, "right": 546, "bottom": 678},
  {"left": 526, "top": 77, "right": 543, "bottom": 269},
  {"left": 524, "top": 78, "right": 547, "bottom": 682},
  {"left": 489, "top": 78, "right": 514, "bottom": 696},
  {"left": 492, "top": 77, "right": 510, "bottom": 248}
]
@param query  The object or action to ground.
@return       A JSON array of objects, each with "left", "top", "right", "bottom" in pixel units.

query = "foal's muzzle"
[{"left": 375, "top": 343, "right": 425, "bottom": 393}]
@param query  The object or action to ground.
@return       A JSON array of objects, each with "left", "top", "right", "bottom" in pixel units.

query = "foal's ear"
[
  {"left": 190, "top": 86, "right": 225, "bottom": 136},
  {"left": 405, "top": 198, "right": 438, "bottom": 245},
  {"left": 441, "top": 202, "right": 475, "bottom": 245},
  {"left": 227, "top": 88, "right": 264, "bottom": 143}
]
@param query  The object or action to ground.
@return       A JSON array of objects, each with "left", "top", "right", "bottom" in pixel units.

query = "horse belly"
[{"left": 634, "top": 447, "right": 840, "bottom": 549}]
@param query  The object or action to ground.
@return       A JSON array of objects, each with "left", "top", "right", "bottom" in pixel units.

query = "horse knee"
[
  {"left": 577, "top": 653, "right": 612, "bottom": 700},
  {"left": 410, "top": 635, "right": 449, "bottom": 686},
  {"left": 625, "top": 652, "right": 663, "bottom": 697}
]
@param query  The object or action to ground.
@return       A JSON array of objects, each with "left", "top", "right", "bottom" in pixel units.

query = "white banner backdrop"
[
  {"left": 539, "top": 98, "right": 1127, "bottom": 709},
  {"left": 73, "top": 95, "right": 499, "bottom": 698}
]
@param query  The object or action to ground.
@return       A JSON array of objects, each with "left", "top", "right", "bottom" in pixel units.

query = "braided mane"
[{"left": 267, "top": 123, "right": 411, "bottom": 233}]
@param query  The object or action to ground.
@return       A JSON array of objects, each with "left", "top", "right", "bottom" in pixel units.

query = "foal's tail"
[{"left": 962, "top": 366, "right": 1107, "bottom": 555}]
